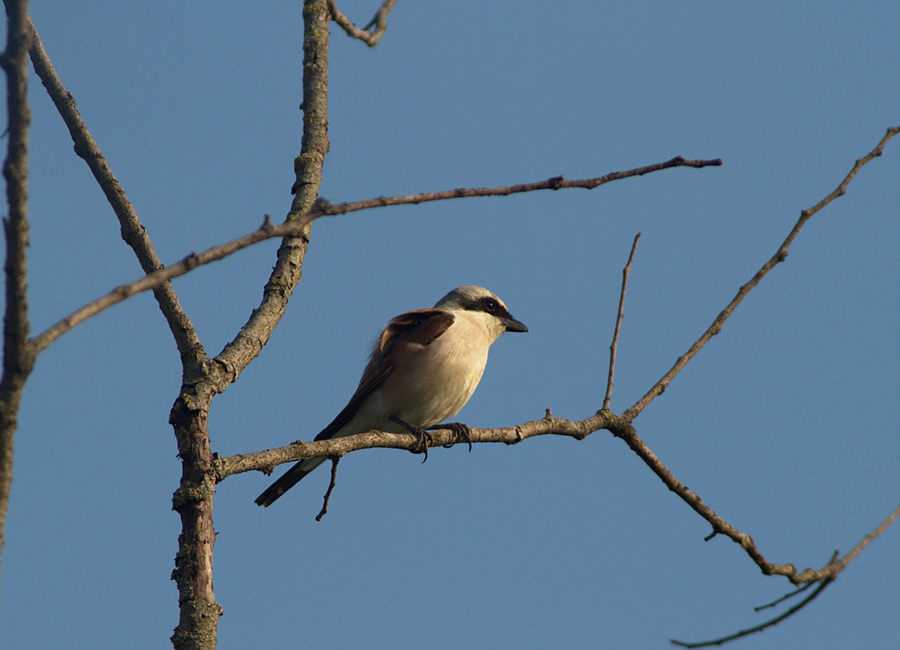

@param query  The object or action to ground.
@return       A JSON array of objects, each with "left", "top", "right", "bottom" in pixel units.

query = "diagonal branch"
[
  {"left": 623, "top": 126, "right": 900, "bottom": 421},
  {"left": 26, "top": 18, "right": 205, "bottom": 366},
  {"left": 606, "top": 418, "right": 900, "bottom": 586},
  {"left": 29, "top": 159, "right": 720, "bottom": 353},
  {"left": 329, "top": 0, "right": 398, "bottom": 47}
]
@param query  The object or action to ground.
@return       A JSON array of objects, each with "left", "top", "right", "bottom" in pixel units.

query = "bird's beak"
[{"left": 502, "top": 316, "right": 528, "bottom": 333}]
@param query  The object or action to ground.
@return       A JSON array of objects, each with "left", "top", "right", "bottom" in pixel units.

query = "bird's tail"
[{"left": 254, "top": 456, "right": 328, "bottom": 507}]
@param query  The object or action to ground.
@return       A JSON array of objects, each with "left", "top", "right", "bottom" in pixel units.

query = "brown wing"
[
  {"left": 378, "top": 308, "right": 454, "bottom": 354},
  {"left": 314, "top": 309, "right": 454, "bottom": 441}
]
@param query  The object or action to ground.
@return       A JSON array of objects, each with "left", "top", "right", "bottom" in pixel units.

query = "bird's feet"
[
  {"left": 391, "top": 416, "right": 433, "bottom": 462},
  {"left": 432, "top": 422, "right": 473, "bottom": 452}
]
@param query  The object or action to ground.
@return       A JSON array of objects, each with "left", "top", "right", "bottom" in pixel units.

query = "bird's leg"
[
  {"left": 390, "top": 416, "right": 433, "bottom": 462},
  {"left": 432, "top": 422, "right": 473, "bottom": 452}
]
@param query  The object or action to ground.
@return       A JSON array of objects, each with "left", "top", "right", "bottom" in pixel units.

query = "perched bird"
[{"left": 255, "top": 285, "right": 528, "bottom": 506}]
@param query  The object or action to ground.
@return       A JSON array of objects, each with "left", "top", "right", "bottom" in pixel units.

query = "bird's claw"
[
  {"left": 391, "top": 416, "right": 433, "bottom": 462},
  {"left": 433, "top": 422, "right": 473, "bottom": 452},
  {"left": 415, "top": 428, "right": 433, "bottom": 462}
]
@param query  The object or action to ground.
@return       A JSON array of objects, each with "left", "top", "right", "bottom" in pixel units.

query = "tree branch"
[
  {"left": 0, "top": 0, "right": 35, "bottom": 587},
  {"left": 313, "top": 156, "right": 722, "bottom": 217},
  {"left": 315, "top": 457, "right": 342, "bottom": 521},
  {"left": 604, "top": 233, "right": 640, "bottom": 410},
  {"left": 623, "top": 126, "right": 900, "bottom": 421},
  {"left": 671, "top": 576, "right": 834, "bottom": 648},
  {"left": 214, "top": 411, "right": 609, "bottom": 480},
  {"left": 328, "top": 0, "right": 397, "bottom": 47}
]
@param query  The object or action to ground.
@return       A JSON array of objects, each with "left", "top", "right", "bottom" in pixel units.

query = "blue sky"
[{"left": 3, "top": 1, "right": 899, "bottom": 649}]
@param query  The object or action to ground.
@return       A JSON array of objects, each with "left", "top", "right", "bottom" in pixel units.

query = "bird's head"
[{"left": 434, "top": 285, "right": 528, "bottom": 337}]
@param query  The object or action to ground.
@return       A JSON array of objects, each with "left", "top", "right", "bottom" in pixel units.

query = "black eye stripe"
[{"left": 459, "top": 296, "right": 506, "bottom": 317}]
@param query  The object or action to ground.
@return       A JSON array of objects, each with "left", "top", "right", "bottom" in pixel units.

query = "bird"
[{"left": 255, "top": 285, "right": 528, "bottom": 506}]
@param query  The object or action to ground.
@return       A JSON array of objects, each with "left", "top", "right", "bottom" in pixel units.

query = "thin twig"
[
  {"left": 754, "top": 582, "right": 814, "bottom": 611},
  {"left": 604, "top": 233, "right": 640, "bottom": 410},
  {"left": 328, "top": 0, "right": 397, "bottom": 46},
  {"left": 314, "top": 157, "right": 722, "bottom": 218},
  {"left": 624, "top": 126, "right": 900, "bottom": 421},
  {"left": 671, "top": 577, "right": 834, "bottom": 648},
  {"left": 30, "top": 159, "right": 718, "bottom": 353},
  {"left": 315, "top": 457, "right": 341, "bottom": 521}
]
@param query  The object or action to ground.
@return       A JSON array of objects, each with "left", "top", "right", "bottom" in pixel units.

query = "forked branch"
[{"left": 328, "top": 0, "right": 398, "bottom": 46}]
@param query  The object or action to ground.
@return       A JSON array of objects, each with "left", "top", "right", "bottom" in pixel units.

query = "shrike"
[{"left": 255, "top": 285, "right": 527, "bottom": 506}]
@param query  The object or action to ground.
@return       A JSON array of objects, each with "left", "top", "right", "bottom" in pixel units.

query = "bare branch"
[
  {"left": 26, "top": 18, "right": 205, "bottom": 365},
  {"left": 30, "top": 159, "right": 720, "bottom": 352},
  {"left": 604, "top": 233, "right": 640, "bottom": 410},
  {"left": 754, "top": 582, "right": 815, "bottom": 611},
  {"left": 314, "top": 157, "right": 722, "bottom": 217},
  {"left": 624, "top": 126, "right": 900, "bottom": 421},
  {"left": 671, "top": 577, "right": 834, "bottom": 648},
  {"left": 605, "top": 419, "right": 800, "bottom": 579},
  {"left": 0, "top": 0, "right": 35, "bottom": 580},
  {"left": 328, "top": 0, "right": 398, "bottom": 46},
  {"left": 214, "top": 412, "right": 609, "bottom": 480},
  {"left": 315, "top": 457, "right": 342, "bottom": 521}
]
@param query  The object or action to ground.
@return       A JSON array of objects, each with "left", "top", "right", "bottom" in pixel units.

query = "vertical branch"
[
  {"left": 0, "top": 0, "right": 34, "bottom": 585},
  {"left": 169, "top": 2, "right": 332, "bottom": 648},
  {"left": 169, "top": 401, "right": 221, "bottom": 650},
  {"left": 213, "top": 0, "right": 331, "bottom": 376},
  {"left": 291, "top": 0, "right": 331, "bottom": 215},
  {"left": 603, "top": 233, "right": 640, "bottom": 410}
]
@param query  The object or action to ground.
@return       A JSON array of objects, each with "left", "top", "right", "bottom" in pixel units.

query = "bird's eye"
[{"left": 482, "top": 298, "right": 499, "bottom": 312}]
